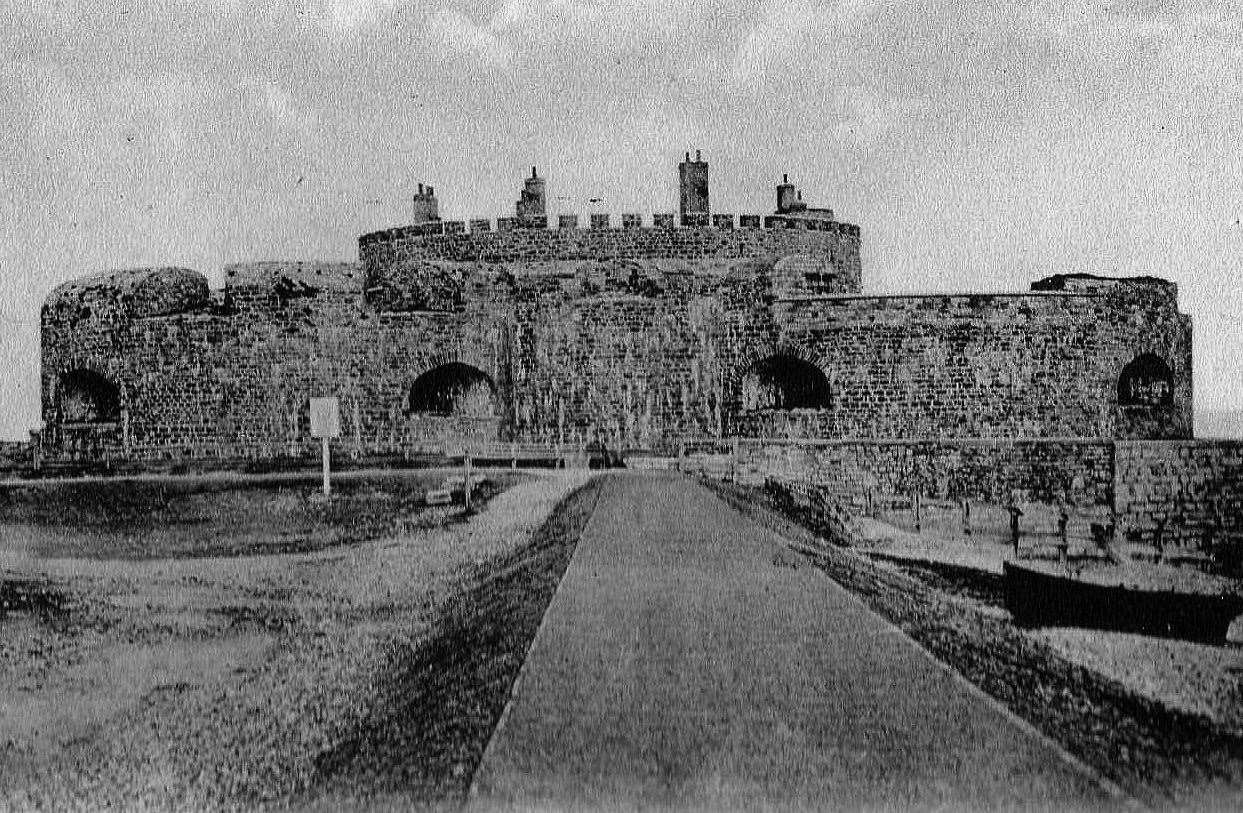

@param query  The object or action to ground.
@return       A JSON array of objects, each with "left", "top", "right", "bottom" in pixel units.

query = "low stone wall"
[
  {"left": 1114, "top": 440, "right": 1243, "bottom": 547},
  {"left": 735, "top": 438, "right": 1115, "bottom": 508},
  {"left": 733, "top": 436, "right": 1243, "bottom": 571}
]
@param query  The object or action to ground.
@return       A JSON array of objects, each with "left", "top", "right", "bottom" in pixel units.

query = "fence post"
[
  {"left": 1008, "top": 504, "right": 1023, "bottom": 557},
  {"left": 961, "top": 498, "right": 971, "bottom": 536},
  {"left": 1057, "top": 506, "right": 1069, "bottom": 564}
]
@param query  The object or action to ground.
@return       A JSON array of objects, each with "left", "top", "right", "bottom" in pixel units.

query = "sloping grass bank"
[{"left": 296, "top": 476, "right": 604, "bottom": 809}]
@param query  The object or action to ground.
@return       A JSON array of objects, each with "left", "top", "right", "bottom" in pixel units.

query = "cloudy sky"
[{"left": 1, "top": 0, "right": 1240, "bottom": 438}]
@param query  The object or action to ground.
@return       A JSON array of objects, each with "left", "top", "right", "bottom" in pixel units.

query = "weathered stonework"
[
  {"left": 40, "top": 164, "right": 1193, "bottom": 468},
  {"left": 1114, "top": 440, "right": 1243, "bottom": 546}
]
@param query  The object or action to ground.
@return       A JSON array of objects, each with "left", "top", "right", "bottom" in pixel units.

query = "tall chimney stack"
[{"left": 678, "top": 149, "right": 710, "bottom": 226}]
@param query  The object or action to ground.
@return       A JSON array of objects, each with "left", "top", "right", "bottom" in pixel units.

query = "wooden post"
[
  {"left": 1008, "top": 505, "right": 1023, "bottom": 556},
  {"left": 321, "top": 436, "right": 331, "bottom": 498},
  {"left": 1057, "top": 507, "right": 1070, "bottom": 555},
  {"left": 463, "top": 452, "right": 473, "bottom": 513},
  {"left": 961, "top": 498, "right": 971, "bottom": 536},
  {"left": 912, "top": 491, "right": 921, "bottom": 532}
]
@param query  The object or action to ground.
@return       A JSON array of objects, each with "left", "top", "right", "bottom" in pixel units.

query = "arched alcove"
[
  {"left": 741, "top": 355, "right": 831, "bottom": 411},
  {"left": 407, "top": 362, "right": 498, "bottom": 417},
  {"left": 1118, "top": 354, "right": 1173, "bottom": 407},
  {"left": 58, "top": 369, "right": 121, "bottom": 423}
]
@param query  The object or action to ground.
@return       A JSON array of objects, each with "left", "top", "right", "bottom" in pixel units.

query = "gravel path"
[{"left": 1, "top": 471, "right": 594, "bottom": 810}]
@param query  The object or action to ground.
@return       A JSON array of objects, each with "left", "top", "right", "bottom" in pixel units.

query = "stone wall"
[
  {"left": 1114, "top": 441, "right": 1243, "bottom": 547},
  {"left": 736, "top": 438, "right": 1116, "bottom": 508},
  {"left": 40, "top": 218, "right": 1192, "bottom": 462},
  {"left": 737, "top": 436, "right": 1243, "bottom": 568},
  {"left": 774, "top": 283, "right": 1192, "bottom": 440},
  {"left": 359, "top": 216, "right": 861, "bottom": 270}
]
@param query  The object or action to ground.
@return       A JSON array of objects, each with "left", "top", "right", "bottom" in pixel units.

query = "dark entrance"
[{"left": 741, "top": 355, "right": 832, "bottom": 411}]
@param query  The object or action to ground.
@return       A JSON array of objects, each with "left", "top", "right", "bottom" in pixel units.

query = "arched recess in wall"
[
  {"left": 58, "top": 369, "right": 122, "bottom": 423},
  {"left": 741, "top": 355, "right": 832, "bottom": 410},
  {"left": 407, "top": 362, "right": 499, "bottom": 417},
  {"left": 1117, "top": 354, "right": 1174, "bottom": 407}
]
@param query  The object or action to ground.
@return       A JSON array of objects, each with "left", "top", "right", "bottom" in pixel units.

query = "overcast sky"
[{"left": 1, "top": 0, "right": 1239, "bottom": 439}]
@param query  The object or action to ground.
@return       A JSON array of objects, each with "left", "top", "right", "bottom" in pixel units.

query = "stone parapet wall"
[
  {"left": 735, "top": 437, "right": 1116, "bottom": 508},
  {"left": 223, "top": 261, "right": 363, "bottom": 293},
  {"left": 737, "top": 437, "right": 1243, "bottom": 568},
  {"left": 358, "top": 220, "right": 861, "bottom": 280},
  {"left": 1114, "top": 440, "right": 1243, "bottom": 546}
]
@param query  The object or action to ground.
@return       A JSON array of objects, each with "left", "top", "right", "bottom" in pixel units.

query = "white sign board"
[{"left": 309, "top": 397, "right": 341, "bottom": 439}]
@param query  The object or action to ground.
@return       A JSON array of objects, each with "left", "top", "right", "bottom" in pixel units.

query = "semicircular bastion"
[{"left": 43, "top": 267, "right": 210, "bottom": 320}]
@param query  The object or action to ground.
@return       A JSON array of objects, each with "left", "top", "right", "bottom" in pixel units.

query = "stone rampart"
[
  {"left": 772, "top": 284, "right": 1192, "bottom": 440},
  {"left": 41, "top": 260, "right": 1194, "bottom": 462}
]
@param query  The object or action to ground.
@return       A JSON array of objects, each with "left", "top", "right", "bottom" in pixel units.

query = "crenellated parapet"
[{"left": 359, "top": 215, "right": 861, "bottom": 263}]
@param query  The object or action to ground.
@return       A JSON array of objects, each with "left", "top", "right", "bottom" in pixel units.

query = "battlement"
[
  {"left": 359, "top": 214, "right": 861, "bottom": 269},
  {"left": 360, "top": 213, "right": 860, "bottom": 245},
  {"left": 360, "top": 216, "right": 860, "bottom": 271}
]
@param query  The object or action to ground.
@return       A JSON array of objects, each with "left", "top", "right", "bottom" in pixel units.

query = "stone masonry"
[{"left": 41, "top": 155, "right": 1194, "bottom": 466}]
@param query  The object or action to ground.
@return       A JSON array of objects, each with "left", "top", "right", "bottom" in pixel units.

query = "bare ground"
[{"left": 0, "top": 470, "right": 599, "bottom": 810}]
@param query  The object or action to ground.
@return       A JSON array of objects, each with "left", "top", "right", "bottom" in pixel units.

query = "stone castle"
[
  {"left": 39, "top": 151, "right": 1243, "bottom": 553},
  {"left": 42, "top": 151, "right": 1193, "bottom": 462}
]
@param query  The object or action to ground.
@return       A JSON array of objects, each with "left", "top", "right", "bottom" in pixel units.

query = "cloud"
[
  {"left": 730, "top": 1, "right": 824, "bottom": 84},
  {"left": 241, "top": 78, "right": 323, "bottom": 139},
  {"left": 425, "top": 8, "right": 512, "bottom": 68},
  {"left": 316, "top": 0, "right": 401, "bottom": 31}
]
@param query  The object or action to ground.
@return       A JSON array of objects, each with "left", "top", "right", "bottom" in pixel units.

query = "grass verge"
[
  {"left": 296, "top": 476, "right": 604, "bottom": 809},
  {"left": 0, "top": 473, "right": 516, "bottom": 560},
  {"left": 705, "top": 477, "right": 1243, "bottom": 808}
]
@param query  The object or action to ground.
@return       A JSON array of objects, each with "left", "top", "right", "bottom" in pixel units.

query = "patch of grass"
[
  {"left": 0, "top": 473, "right": 519, "bottom": 560},
  {"left": 297, "top": 476, "right": 604, "bottom": 808},
  {"left": 0, "top": 577, "right": 67, "bottom": 620}
]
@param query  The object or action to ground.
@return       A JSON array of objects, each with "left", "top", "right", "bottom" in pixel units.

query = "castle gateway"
[{"left": 41, "top": 153, "right": 1191, "bottom": 462}]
